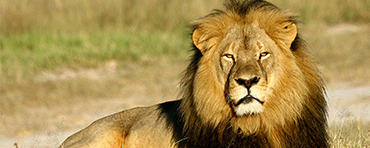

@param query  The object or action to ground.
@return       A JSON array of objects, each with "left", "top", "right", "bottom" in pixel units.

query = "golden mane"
[{"left": 178, "top": 0, "right": 328, "bottom": 147}]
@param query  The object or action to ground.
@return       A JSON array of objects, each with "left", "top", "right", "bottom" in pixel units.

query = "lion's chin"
[{"left": 234, "top": 100, "right": 264, "bottom": 116}]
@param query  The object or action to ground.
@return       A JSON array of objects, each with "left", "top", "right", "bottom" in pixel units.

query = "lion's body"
[
  {"left": 60, "top": 103, "right": 175, "bottom": 148},
  {"left": 60, "top": 0, "right": 328, "bottom": 147}
]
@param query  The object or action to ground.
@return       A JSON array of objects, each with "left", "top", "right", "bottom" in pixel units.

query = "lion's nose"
[{"left": 235, "top": 77, "right": 260, "bottom": 89}]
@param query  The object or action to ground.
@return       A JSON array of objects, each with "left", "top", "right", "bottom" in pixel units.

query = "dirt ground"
[{"left": 327, "top": 84, "right": 370, "bottom": 123}]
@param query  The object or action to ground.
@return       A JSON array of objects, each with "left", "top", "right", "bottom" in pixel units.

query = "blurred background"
[{"left": 1, "top": 0, "right": 369, "bottom": 147}]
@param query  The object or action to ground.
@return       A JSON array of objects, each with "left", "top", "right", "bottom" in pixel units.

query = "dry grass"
[
  {"left": 273, "top": 0, "right": 370, "bottom": 24},
  {"left": 1, "top": 0, "right": 369, "bottom": 35},
  {"left": 329, "top": 120, "right": 370, "bottom": 147},
  {"left": 0, "top": 0, "right": 223, "bottom": 35},
  {"left": 1, "top": 0, "right": 370, "bottom": 147},
  {"left": 302, "top": 23, "right": 370, "bottom": 85}
]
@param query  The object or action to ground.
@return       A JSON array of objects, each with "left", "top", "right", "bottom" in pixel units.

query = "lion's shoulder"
[{"left": 122, "top": 100, "right": 182, "bottom": 147}]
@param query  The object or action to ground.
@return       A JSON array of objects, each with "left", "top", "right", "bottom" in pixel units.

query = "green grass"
[{"left": 0, "top": 29, "right": 190, "bottom": 83}]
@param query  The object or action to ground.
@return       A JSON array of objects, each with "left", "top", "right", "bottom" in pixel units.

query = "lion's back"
[{"left": 59, "top": 100, "right": 181, "bottom": 148}]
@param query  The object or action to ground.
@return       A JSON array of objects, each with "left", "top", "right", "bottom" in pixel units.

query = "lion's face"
[
  {"left": 218, "top": 25, "right": 278, "bottom": 116},
  {"left": 192, "top": 19, "right": 298, "bottom": 117},
  {"left": 214, "top": 24, "right": 282, "bottom": 116}
]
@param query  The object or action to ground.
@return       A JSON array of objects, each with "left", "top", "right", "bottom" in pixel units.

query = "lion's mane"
[{"left": 169, "top": 0, "right": 328, "bottom": 147}]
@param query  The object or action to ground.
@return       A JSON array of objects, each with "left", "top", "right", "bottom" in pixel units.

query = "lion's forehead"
[{"left": 222, "top": 24, "right": 274, "bottom": 53}]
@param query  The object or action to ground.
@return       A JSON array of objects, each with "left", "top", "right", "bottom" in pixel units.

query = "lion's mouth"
[{"left": 234, "top": 95, "right": 265, "bottom": 106}]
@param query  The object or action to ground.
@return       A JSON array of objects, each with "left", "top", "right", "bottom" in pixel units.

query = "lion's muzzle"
[
  {"left": 226, "top": 89, "right": 265, "bottom": 116},
  {"left": 234, "top": 95, "right": 265, "bottom": 106}
]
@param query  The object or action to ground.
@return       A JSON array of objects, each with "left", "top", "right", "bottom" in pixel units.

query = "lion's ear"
[
  {"left": 192, "top": 28, "right": 206, "bottom": 54},
  {"left": 281, "top": 22, "right": 297, "bottom": 49}
]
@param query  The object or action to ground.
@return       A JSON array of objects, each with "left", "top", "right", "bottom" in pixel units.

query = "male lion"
[{"left": 60, "top": 0, "right": 328, "bottom": 147}]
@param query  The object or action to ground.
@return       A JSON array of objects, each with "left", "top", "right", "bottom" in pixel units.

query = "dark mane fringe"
[
  {"left": 179, "top": 44, "right": 202, "bottom": 103},
  {"left": 225, "top": 0, "right": 279, "bottom": 17}
]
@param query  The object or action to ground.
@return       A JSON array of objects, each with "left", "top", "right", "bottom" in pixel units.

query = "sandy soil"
[{"left": 327, "top": 84, "right": 370, "bottom": 123}]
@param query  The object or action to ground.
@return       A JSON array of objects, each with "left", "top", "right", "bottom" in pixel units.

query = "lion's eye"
[
  {"left": 223, "top": 54, "right": 234, "bottom": 59},
  {"left": 260, "top": 52, "right": 270, "bottom": 59}
]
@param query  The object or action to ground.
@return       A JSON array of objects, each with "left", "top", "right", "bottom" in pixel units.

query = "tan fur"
[{"left": 59, "top": 1, "right": 328, "bottom": 147}]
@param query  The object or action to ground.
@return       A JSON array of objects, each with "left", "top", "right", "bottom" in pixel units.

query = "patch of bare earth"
[{"left": 1, "top": 58, "right": 185, "bottom": 148}]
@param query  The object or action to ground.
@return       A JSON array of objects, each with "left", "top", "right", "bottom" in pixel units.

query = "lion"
[{"left": 59, "top": 0, "right": 328, "bottom": 147}]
